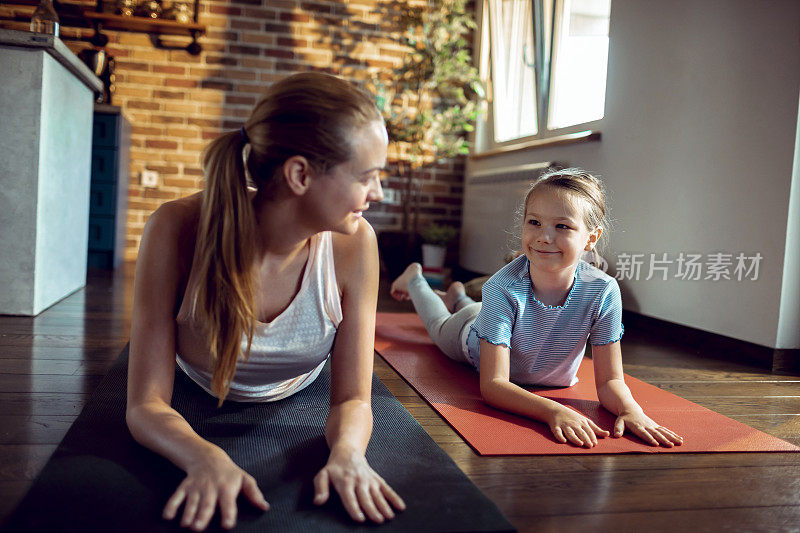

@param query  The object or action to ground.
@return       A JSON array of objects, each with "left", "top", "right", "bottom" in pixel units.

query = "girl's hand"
[
  {"left": 614, "top": 410, "right": 684, "bottom": 447},
  {"left": 547, "top": 406, "right": 610, "bottom": 448},
  {"left": 162, "top": 451, "right": 270, "bottom": 531},
  {"left": 313, "top": 450, "right": 406, "bottom": 524}
]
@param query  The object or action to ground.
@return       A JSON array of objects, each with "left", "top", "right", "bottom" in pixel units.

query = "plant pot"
[{"left": 421, "top": 244, "right": 447, "bottom": 270}]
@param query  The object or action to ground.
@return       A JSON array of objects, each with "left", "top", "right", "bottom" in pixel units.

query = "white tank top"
[{"left": 175, "top": 231, "right": 342, "bottom": 402}]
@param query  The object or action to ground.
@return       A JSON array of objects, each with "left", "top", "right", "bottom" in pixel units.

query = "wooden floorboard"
[
  {"left": 0, "top": 392, "right": 91, "bottom": 416},
  {"left": 0, "top": 263, "right": 798, "bottom": 532}
]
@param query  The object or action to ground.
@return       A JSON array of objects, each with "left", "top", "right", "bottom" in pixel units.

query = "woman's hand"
[
  {"left": 614, "top": 410, "right": 684, "bottom": 447},
  {"left": 162, "top": 450, "right": 270, "bottom": 531},
  {"left": 313, "top": 449, "right": 406, "bottom": 524},
  {"left": 547, "top": 405, "right": 610, "bottom": 448}
]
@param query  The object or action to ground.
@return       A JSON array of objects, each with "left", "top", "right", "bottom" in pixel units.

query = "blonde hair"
[{"left": 192, "top": 72, "right": 381, "bottom": 404}]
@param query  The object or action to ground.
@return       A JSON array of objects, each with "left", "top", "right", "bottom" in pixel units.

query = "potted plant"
[
  {"left": 420, "top": 223, "right": 457, "bottom": 270},
  {"left": 370, "top": 0, "right": 484, "bottom": 278}
]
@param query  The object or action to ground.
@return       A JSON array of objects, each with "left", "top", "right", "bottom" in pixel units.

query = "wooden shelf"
[
  {"left": 1, "top": 1, "right": 205, "bottom": 53},
  {"left": 1, "top": 1, "right": 91, "bottom": 29},
  {"left": 83, "top": 12, "right": 204, "bottom": 36}
]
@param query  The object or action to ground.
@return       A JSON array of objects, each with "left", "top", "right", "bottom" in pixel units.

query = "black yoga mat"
[{"left": 5, "top": 346, "right": 514, "bottom": 532}]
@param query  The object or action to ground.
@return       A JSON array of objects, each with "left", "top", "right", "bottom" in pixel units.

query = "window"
[{"left": 477, "top": 0, "right": 611, "bottom": 148}]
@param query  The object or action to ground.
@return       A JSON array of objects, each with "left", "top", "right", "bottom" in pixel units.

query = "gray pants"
[{"left": 407, "top": 273, "right": 481, "bottom": 365}]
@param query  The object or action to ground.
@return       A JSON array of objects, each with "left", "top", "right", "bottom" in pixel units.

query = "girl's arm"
[
  {"left": 592, "top": 341, "right": 683, "bottom": 447},
  {"left": 318, "top": 219, "right": 405, "bottom": 523},
  {"left": 127, "top": 201, "right": 269, "bottom": 532},
  {"left": 479, "top": 339, "right": 609, "bottom": 448}
]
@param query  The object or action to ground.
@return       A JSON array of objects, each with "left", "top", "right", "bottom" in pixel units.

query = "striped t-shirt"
[{"left": 466, "top": 255, "right": 624, "bottom": 387}]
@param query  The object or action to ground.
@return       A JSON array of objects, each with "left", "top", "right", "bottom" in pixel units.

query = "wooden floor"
[{"left": 1, "top": 263, "right": 799, "bottom": 532}]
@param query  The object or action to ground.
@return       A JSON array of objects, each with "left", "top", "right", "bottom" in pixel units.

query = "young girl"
[
  {"left": 391, "top": 168, "right": 683, "bottom": 449},
  {"left": 127, "top": 72, "right": 404, "bottom": 531}
]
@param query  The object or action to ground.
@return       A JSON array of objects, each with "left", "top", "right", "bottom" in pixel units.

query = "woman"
[{"left": 126, "top": 72, "right": 405, "bottom": 531}]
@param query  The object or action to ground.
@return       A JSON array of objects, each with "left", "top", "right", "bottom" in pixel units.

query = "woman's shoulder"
[
  {"left": 330, "top": 218, "right": 378, "bottom": 285},
  {"left": 133, "top": 194, "right": 204, "bottom": 321},
  {"left": 140, "top": 193, "right": 202, "bottom": 268},
  {"left": 146, "top": 192, "right": 202, "bottom": 232},
  {"left": 331, "top": 218, "right": 377, "bottom": 260}
]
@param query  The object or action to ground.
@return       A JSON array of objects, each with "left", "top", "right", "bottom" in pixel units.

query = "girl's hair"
[
  {"left": 191, "top": 72, "right": 382, "bottom": 404},
  {"left": 523, "top": 167, "right": 608, "bottom": 231},
  {"left": 513, "top": 167, "right": 609, "bottom": 261}
]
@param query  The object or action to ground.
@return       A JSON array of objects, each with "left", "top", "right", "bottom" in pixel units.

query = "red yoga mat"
[{"left": 374, "top": 312, "right": 799, "bottom": 455}]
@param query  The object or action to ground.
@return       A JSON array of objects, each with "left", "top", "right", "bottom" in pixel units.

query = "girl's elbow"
[{"left": 479, "top": 380, "right": 501, "bottom": 407}]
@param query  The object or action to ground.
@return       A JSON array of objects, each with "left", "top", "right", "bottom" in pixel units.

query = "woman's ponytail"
[{"left": 192, "top": 130, "right": 257, "bottom": 404}]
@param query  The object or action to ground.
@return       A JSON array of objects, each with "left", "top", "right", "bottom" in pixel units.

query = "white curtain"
[{"left": 488, "top": 0, "right": 538, "bottom": 142}]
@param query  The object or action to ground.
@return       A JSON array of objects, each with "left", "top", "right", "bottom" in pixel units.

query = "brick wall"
[{"left": 1, "top": 0, "right": 467, "bottom": 261}]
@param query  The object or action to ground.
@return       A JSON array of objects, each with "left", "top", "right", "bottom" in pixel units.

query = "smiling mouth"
[{"left": 534, "top": 249, "right": 559, "bottom": 254}]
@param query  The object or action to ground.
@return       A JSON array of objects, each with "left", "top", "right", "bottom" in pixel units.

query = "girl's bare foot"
[
  {"left": 390, "top": 263, "right": 422, "bottom": 301},
  {"left": 443, "top": 281, "right": 467, "bottom": 312}
]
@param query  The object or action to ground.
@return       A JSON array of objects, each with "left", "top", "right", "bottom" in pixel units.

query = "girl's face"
[
  {"left": 522, "top": 186, "right": 601, "bottom": 277},
  {"left": 308, "top": 120, "right": 387, "bottom": 235}
]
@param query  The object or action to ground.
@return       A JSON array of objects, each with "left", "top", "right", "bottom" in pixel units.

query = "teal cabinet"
[{"left": 88, "top": 105, "right": 129, "bottom": 268}]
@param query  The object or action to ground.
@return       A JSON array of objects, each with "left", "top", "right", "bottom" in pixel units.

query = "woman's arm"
[
  {"left": 127, "top": 201, "right": 268, "bottom": 531},
  {"left": 592, "top": 341, "right": 683, "bottom": 447},
  {"left": 479, "top": 340, "right": 609, "bottom": 447},
  {"left": 318, "top": 219, "right": 405, "bottom": 523}
]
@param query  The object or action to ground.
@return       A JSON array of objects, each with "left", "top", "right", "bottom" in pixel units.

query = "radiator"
[{"left": 460, "top": 162, "right": 553, "bottom": 274}]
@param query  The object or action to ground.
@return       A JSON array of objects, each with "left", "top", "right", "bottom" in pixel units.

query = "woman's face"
[
  {"left": 521, "top": 186, "right": 599, "bottom": 276},
  {"left": 310, "top": 120, "right": 387, "bottom": 235}
]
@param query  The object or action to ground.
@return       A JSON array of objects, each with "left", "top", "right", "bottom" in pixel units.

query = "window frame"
[{"left": 473, "top": 0, "right": 607, "bottom": 155}]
